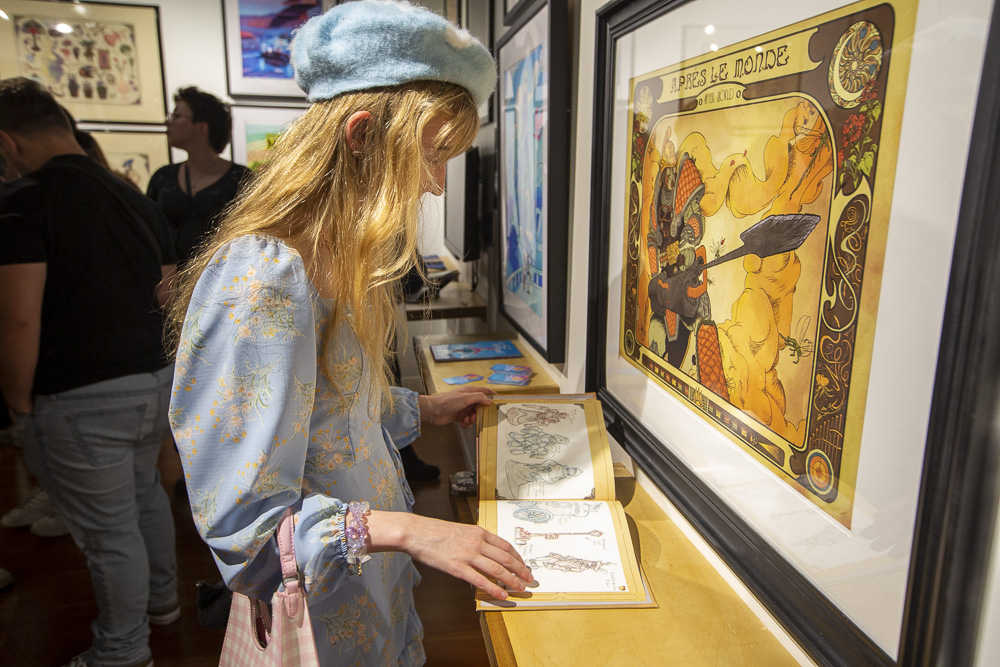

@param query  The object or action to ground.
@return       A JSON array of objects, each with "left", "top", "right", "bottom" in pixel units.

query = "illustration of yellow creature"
[{"left": 636, "top": 98, "right": 833, "bottom": 455}]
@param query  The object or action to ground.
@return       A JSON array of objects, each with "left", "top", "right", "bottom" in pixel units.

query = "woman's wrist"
[
  {"left": 418, "top": 394, "right": 437, "bottom": 425},
  {"left": 363, "top": 509, "right": 412, "bottom": 554}
]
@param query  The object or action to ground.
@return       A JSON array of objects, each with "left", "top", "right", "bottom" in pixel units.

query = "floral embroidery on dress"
[
  {"left": 223, "top": 269, "right": 302, "bottom": 343},
  {"left": 291, "top": 375, "right": 315, "bottom": 439},
  {"left": 308, "top": 425, "right": 356, "bottom": 472},
  {"left": 389, "top": 583, "right": 407, "bottom": 626},
  {"left": 213, "top": 361, "right": 276, "bottom": 443},
  {"left": 369, "top": 460, "right": 399, "bottom": 510},
  {"left": 234, "top": 450, "right": 298, "bottom": 506},
  {"left": 318, "top": 593, "right": 381, "bottom": 655},
  {"left": 189, "top": 479, "right": 223, "bottom": 533}
]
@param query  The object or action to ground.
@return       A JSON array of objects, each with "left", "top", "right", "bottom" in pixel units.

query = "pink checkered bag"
[{"left": 219, "top": 508, "right": 320, "bottom": 667}]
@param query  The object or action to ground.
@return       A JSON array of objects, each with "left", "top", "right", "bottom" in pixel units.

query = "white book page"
[
  {"left": 497, "top": 500, "right": 629, "bottom": 594},
  {"left": 494, "top": 403, "right": 597, "bottom": 500}
]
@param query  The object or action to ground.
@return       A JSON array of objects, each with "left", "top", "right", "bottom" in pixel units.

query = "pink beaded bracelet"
[{"left": 345, "top": 500, "right": 371, "bottom": 575}]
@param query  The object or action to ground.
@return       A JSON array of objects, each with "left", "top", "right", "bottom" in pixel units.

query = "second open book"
[{"left": 475, "top": 394, "right": 655, "bottom": 610}]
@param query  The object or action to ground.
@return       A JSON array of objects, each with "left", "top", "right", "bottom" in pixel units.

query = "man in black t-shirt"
[{"left": 0, "top": 78, "right": 179, "bottom": 667}]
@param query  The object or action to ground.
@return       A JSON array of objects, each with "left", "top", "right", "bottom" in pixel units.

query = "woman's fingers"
[
  {"left": 480, "top": 537, "right": 533, "bottom": 583},
  {"left": 401, "top": 516, "right": 535, "bottom": 598}
]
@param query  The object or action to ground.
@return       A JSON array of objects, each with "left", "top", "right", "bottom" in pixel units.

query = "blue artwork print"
[
  {"left": 238, "top": 0, "right": 321, "bottom": 80},
  {"left": 503, "top": 43, "right": 545, "bottom": 318}
]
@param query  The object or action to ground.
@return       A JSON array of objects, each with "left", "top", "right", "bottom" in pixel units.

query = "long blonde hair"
[{"left": 166, "top": 81, "right": 480, "bottom": 412}]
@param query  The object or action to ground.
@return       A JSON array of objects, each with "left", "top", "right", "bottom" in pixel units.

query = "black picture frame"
[
  {"left": 502, "top": 0, "right": 544, "bottom": 27},
  {"left": 585, "top": 1, "right": 1000, "bottom": 666},
  {"left": 494, "top": 0, "right": 570, "bottom": 363}
]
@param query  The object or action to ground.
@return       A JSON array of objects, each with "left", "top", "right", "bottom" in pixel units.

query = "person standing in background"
[
  {"left": 0, "top": 77, "right": 179, "bottom": 667},
  {"left": 147, "top": 87, "right": 250, "bottom": 267}
]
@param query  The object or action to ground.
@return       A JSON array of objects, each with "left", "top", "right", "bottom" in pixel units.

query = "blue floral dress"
[{"left": 170, "top": 234, "right": 426, "bottom": 665}]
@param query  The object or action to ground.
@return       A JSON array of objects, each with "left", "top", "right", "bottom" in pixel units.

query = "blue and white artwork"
[
  {"left": 236, "top": 0, "right": 321, "bottom": 79},
  {"left": 502, "top": 42, "right": 546, "bottom": 321}
]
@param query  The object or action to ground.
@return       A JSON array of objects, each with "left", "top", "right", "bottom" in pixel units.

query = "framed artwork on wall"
[
  {"left": 230, "top": 105, "right": 305, "bottom": 171},
  {"left": 90, "top": 130, "right": 170, "bottom": 193},
  {"left": 586, "top": 0, "right": 1000, "bottom": 665},
  {"left": 0, "top": 0, "right": 166, "bottom": 124},
  {"left": 495, "top": 0, "right": 570, "bottom": 363},
  {"left": 222, "top": 0, "right": 329, "bottom": 98}
]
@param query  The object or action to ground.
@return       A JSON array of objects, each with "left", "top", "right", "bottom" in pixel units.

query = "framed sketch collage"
[
  {"left": 0, "top": 0, "right": 171, "bottom": 186},
  {"left": 585, "top": 0, "right": 1000, "bottom": 665}
]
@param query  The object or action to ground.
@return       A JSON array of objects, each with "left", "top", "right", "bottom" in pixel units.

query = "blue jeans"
[{"left": 18, "top": 365, "right": 178, "bottom": 667}]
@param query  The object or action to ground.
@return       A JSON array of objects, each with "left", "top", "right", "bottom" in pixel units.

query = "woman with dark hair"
[{"left": 147, "top": 87, "right": 250, "bottom": 266}]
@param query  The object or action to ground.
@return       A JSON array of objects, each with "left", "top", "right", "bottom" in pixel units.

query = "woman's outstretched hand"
[
  {"left": 366, "top": 510, "right": 533, "bottom": 599},
  {"left": 419, "top": 386, "right": 495, "bottom": 427}
]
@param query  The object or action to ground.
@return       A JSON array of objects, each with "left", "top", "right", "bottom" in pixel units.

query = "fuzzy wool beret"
[{"left": 292, "top": 0, "right": 496, "bottom": 106}]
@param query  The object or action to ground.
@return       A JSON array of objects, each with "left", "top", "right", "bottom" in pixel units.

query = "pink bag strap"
[{"left": 275, "top": 507, "right": 304, "bottom": 617}]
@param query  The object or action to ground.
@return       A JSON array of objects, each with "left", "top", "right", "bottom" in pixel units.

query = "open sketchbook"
[{"left": 475, "top": 394, "right": 655, "bottom": 610}]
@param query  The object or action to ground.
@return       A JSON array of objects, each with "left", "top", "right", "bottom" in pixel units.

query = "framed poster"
[
  {"left": 222, "top": 0, "right": 327, "bottom": 98},
  {"left": 586, "top": 0, "right": 1000, "bottom": 664},
  {"left": 90, "top": 130, "right": 169, "bottom": 193},
  {"left": 0, "top": 0, "right": 166, "bottom": 124},
  {"left": 496, "top": 0, "right": 570, "bottom": 363},
  {"left": 230, "top": 105, "right": 305, "bottom": 171}
]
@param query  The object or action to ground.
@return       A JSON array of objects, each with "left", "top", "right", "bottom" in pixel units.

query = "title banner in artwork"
[
  {"left": 619, "top": 0, "right": 914, "bottom": 527},
  {"left": 655, "top": 31, "right": 818, "bottom": 105}
]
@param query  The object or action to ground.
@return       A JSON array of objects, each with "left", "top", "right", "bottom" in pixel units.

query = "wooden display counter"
[
  {"left": 458, "top": 465, "right": 800, "bottom": 666},
  {"left": 414, "top": 332, "right": 559, "bottom": 396}
]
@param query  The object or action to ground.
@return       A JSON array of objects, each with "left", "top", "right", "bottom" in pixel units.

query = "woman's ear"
[{"left": 345, "top": 110, "right": 373, "bottom": 154}]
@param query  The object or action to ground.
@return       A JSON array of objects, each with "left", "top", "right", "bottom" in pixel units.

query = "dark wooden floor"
[{"left": 0, "top": 424, "right": 490, "bottom": 666}]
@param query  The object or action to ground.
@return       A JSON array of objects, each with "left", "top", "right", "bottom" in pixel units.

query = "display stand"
[
  {"left": 414, "top": 332, "right": 560, "bottom": 396},
  {"left": 467, "top": 465, "right": 800, "bottom": 666}
]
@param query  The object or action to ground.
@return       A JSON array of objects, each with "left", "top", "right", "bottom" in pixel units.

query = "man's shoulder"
[
  {"left": 0, "top": 174, "right": 44, "bottom": 213},
  {"left": 150, "top": 163, "right": 178, "bottom": 179}
]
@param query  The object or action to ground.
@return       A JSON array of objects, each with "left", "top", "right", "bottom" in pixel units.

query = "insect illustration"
[
  {"left": 709, "top": 237, "right": 726, "bottom": 260},
  {"left": 778, "top": 315, "right": 815, "bottom": 364}
]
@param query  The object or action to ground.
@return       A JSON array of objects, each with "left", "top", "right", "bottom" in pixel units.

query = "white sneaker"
[
  {"left": 148, "top": 603, "right": 181, "bottom": 625},
  {"left": 30, "top": 508, "right": 70, "bottom": 537},
  {"left": 1, "top": 488, "right": 53, "bottom": 528}
]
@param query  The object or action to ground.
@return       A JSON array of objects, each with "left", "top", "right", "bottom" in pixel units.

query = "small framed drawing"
[
  {"left": 90, "top": 130, "right": 170, "bottom": 193},
  {"left": 222, "top": 0, "right": 330, "bottom": 98},
  {"left": 463, "top": 0, "right": 494, "bottom": 124},
  {"left": 230, "top": 106, "right": 305, "bottom": 171},
  {"left": 586, "top": 0, "right": 1000, "bottom": 665},
  {"left": 495, "top": 0, "right": 570, "bottom": 363},
  {"left": 0, "top": 0, "right": 166, "bottom": 124}
]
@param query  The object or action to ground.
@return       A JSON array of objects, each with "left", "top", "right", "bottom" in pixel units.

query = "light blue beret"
[{"left": 292, "top": 0, "right": 496, "bottom": 106}]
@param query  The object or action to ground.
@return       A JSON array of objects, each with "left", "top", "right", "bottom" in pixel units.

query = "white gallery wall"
[{"left": 94, "top": 0, "right": 450, "bottom": 255}]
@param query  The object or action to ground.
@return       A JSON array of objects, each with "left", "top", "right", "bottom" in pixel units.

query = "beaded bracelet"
[
  {"left": 344, "top": 500, "right": 371, "bottom": 576},
  {"left": 334, "top": 507, "right": 349, "bottom": 565}
]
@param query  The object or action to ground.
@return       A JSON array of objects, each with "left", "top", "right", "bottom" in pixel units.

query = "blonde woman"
[{"left": 167, "top": 3, "right": 532, "bottom": 664}]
